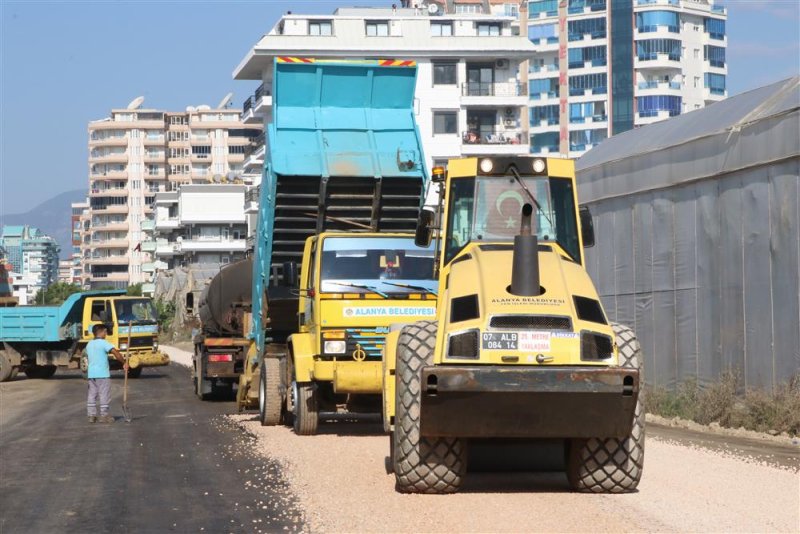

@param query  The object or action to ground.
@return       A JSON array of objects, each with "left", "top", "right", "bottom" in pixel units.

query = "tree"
[
  {"left": 127, "top": 283, "right": 143, "bottom": 296},
  {"left": 33, "top": 282, "right": 82, "bottom": 305}
]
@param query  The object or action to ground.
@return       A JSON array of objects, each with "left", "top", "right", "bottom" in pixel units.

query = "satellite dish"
[
  {"left": 427, "top": 3, "right": 439, "bottom": 15},
  {"left": 217, "top": 92, "right": 234, "bottom": 109},
  {"left": 127, "top": 96, "right": 145, "bottom": 110},
  {"left": 213, "top": 174, "right": 223, "bottom": 183}
]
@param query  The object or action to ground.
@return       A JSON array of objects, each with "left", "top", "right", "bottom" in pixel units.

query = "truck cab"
[{"left": 259, "top": 232, "right": 438, "bottom": 435}]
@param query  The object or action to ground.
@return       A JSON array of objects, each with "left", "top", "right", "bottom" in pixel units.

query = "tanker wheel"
[
  {"left": 0, "top": 350, "right": 13, "bottom": 382},
  {"left": 195, "top": 356, "right": 212, "bottom": 401},
  {"left": 292, "top": 381, "right": 319, "bottom": 436},
  {"left": 259, "top": 359, "right": 282, "bottom": 426},
  {"left": 393, "top": 320, "right": 466, "bottom": 494},
  {"left": 127, "top": 366, "right": 143, "bottom": 379},
  {"left": 25, "top": 365, "right": 57, "bottom": 379},
  {"left": 566, "top": 322, "right": 645, "bottom": 493}
]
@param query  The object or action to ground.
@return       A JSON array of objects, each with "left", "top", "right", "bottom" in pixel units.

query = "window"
[
  {"left": 169, "top": 116, "right": 188, "bottom": 125},
  {"left": 704, "top": 45, "right": 726, "bottom": 67},
  {"left": 693, "top": 48, "right": 699, "bottom": 59},
  {"left": 568, "top": 17, "right": 606, "bottom": 40},
  {"left": 309, "top": 20, "right": 333, "bottom": 36},
  {"left": 637, "top": 95, "right": 682, "bottom": 117},
  {"left": 569, "top": 73, "right": 607, "bottom": 96},
  {"left": 529, "top": 77, "right": 558, "bottom": 98},
  {"left": 529, "top": 0, "right": 557, "bottom": 16},
  {"left": 704, "top": 73, "right": 726, "bottom": 95},
  {"left": 636, "top": 38, "right": 681, "bottom": 61},
  {"left": 528, "top": 23, "right": 557, "bottom": 44},
  {"left": 192, "top": 145, "right": 211, "bottom": 158},
  {"left": 432, "top": 62, "right": 457, "bottom": 85},
  {"left": 433, "top": 111, "right": 458, "bottom": 135},
  {"left": 636, "top": 11, "right": 679, "bottom": 33},
  {"left": 704, "top": 18, "right": 725, "bottom": 39},
  {"left": 455, "top": 3, "right": 483, "bottom": 14},
  {"left": 694, "top": 76, "right": 700, "bottom": 88},
  {"left": 568, "top": 45, "right": 606, "bottom": 68},
  {"left": 170, "top": 147, "right": 189, "bottom": 158},
  {"left": 168, "top": 131, "right": 189, "bottom": 141},
  {"left": 569, "top": 129, "right": 608, "bottom": 151},
  {"left": 531, "top": 105, "right": 559, "bottom": 125},
  {"left": 229, "top": 145, "right": 247, "bottom": 154},
  {"left": 431, "top": 21, "right": 453, "bottom": 36},
  {"left": 366, "top": 21, "right": 389, "bottom": 36},
  {"left": 476, "top": 23, "right": 501, "bottom": 36},
  {"left": 147, "top": 165, "right": 160, "bottom": 176}
]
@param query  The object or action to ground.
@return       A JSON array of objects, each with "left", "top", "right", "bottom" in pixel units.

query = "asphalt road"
[{"left": 0, "top": 364, "right": 304, "bottom": 534}]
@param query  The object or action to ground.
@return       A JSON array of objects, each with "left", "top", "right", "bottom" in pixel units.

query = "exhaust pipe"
[{"left": 510, "top": 203, "right": 541, "bottom": 296}]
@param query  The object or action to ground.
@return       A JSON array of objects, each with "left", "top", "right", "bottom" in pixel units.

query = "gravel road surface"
[
  {"left": 232, "top": 410, "right": 799, "bottom": 533},
  {"left": 0, "top": 362, "right": 304, "bottom": 533}
]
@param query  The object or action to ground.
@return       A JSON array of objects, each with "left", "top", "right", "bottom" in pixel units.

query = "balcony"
[
  {"left": 461, "top": 129, "right": 529, "bottom": 155},
  {"left": 91, "top": 238, "right": 129, "bottom": 249},
  {"left": 155, "top": 240, "right": 181, "bottom": 256},
  {"left": 90, "top": 272, "right": 130, "bottom": 282},
  {"left": 155, "top": 217, "right": 180, "bottom": 230},
  {"left": 143, "top": 135, "right": 165, "bottom": 145},
  {"left": 88, "top": 255, "right": 129, "bottom": 265},
  {"left": 461, "top": 82, "right": 527, "bottom": 106},
  {"left": 635, "top": 54, "right": 682, "bottom": 70},
  {"left": 141, "top": 240, "right": 157, "bottom": 252},
  {"left": 141, "top": 219, "right": 155, "bottom": 231},
  {"left": 242, "top": 83, "right": 272, "bottom": 124},
  {"left": 89, "top": 136, "right": 128, "bottom": 147},
  {"left": 155, "top": 191, "right": 179, "bottom": 205},
  {"left": 91, "top": 170, "right": 128, "bottom": 180},
  {"left": 178, "top": 238, "right": 247, "bottom": 253},
  {"left": 92, "top": 204, "right": 129, "bottom": 214},
  {"left": 637, "top": 80, "right": 682, "bottom": 96},
  {"left": 90, "top": 151, "right": 128, "bottom": 163},
  {"left": 90, "top": 187, "right": 128, "bottom": 197}
]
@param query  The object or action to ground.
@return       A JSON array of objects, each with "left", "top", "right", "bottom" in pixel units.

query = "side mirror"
[
  {"left": 282, "top": 261, "right": 299, "bottom": 288},
  {"left": 579, "top": 206, "right": 595, "bottom": 248},
  {"left": 414, "top": 210, "right": 434, "bottom": 248}
]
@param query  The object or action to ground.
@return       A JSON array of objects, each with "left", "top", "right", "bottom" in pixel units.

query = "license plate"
[{"left": 481, "top": 332, "right": 518, "bottom": 350}]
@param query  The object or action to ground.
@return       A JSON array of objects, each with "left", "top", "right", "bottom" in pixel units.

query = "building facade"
[
  {"left": 527, "top": 0, "right": 727, "bottom": 157},
  {"left": 0, "top": 225, "right": 60, "bottom": 301},
  {"left": 85, "top": 98, "right": 261, "bottom": 289},
  {"left": 234, "top": 5, "right": 537, "bottom": 193}
]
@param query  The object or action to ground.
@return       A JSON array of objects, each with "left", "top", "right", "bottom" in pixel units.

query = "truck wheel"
[
  {"left": 127, "top": 366, "right": 143, "bottom": 379},
  {"left": 25, "top": 365, "right": 57, "bottom": 379},
  {"left": 566, "top": 323, "right": 645, "bottom": 493},
  {"left": 393, "top": 321, "right": 466, "bottom": 494},
  {"left": 293, "top": 382, "right": 319, "bottom": 436},
  {"left": 259, "top": 359, "right": 282, "bottom": 426},
  {"left": 195, "top": 356, "right": 212, "bottom": 401},
  {"left": 0, "top": 351, "right": 13, "bottom": 382}
]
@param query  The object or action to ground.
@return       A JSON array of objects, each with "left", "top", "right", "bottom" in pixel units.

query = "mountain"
[{"left": 1, "top": 189, "right": 87, "bottom": 259}]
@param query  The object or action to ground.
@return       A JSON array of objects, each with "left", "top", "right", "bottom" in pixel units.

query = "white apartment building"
[
  {"left": 86, "top": 98, "right": 261, "bottom": 289},
  {"left": 235, "top": 5, "right": 537, "bottom": 190},
  {"left": 527, "top": 0, "right": 727, "bottom": 157},
  {"left": 141, "top": 184, "right": 249, "bottom": 294}
]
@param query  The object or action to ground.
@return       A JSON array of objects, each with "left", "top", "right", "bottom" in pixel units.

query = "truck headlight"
[
  {"left": 120, "top": 343, "right": 128, "bottom": 350},
  {"left": 447, "top": 329, "right": 479, "bottom": 359},
  {"left": 324, "top": 340, "right": 347, "bottom": 354}
]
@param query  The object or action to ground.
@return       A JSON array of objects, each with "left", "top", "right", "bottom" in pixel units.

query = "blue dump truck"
[
  {"left": 222, "top": 58, "right": 429, "bottom": 414},
  {"left": 0, "top": 290, "right": 169, "bottom": 382}
]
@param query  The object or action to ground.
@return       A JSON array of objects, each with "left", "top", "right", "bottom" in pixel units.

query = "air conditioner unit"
[
  {"left": 504, "top": 107, "right": 514, "bottom": 117},
  {"left": 503, "top": 118, "right": 516, "bottom": 127},
  {"left": 496, "top": 59, "right": 509, "bottom": 69}
]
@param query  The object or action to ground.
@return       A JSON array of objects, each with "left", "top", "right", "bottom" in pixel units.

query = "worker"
[{"left": 86, "top": 323, "right": 127, "bottom": 424}]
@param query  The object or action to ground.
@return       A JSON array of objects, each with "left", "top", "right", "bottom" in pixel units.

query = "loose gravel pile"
[{"left": 230, "top": 415, "right": 800, "bottom": 533}]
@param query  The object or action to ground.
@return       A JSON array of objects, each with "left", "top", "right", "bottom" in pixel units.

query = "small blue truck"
[{"left": 0, "top": 290, "right": 168, "bottom": 382}]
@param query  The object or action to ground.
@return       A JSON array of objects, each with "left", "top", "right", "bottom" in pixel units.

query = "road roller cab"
[{"left": 382, "top": 157, "right": 645, "bottom": 494}]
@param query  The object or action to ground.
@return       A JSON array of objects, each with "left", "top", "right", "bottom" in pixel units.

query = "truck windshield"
[
  {"left": 444, "top": 176, "right": 579, "bottom": 263},
  {"left": 320, "top": 237, "right": 437, "bottom": 295},
  {"left": 115, "top": 299, "right": 159, "bottom": 325}
]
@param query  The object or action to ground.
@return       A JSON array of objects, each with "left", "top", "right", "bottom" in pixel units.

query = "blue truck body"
[
  {"left": 0, "top": 290, "right": 124, "bottom": 343},
  {"left": 249, "top": 58, "right": 429, "bottom": 357}
]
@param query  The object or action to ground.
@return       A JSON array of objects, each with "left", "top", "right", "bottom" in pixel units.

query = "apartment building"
[
  {"left": 0, "top": 225, "right": 60, "bottom": 301},
  {"left": 141, "top": 184, "right": 248, "bottom": 294},
  {"left": 527, "top": 0, "right": 727, "bottom": 157},
  {"left": 235, "top": 4, "right": 536, "bottom": 193},
  {"left": 86, "top": 98, "right": 262, "bottom": 289}
]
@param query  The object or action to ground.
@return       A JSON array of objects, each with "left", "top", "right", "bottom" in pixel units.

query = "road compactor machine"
[{"left": 382, "top": 156, "right": 645, "bottom": 494}]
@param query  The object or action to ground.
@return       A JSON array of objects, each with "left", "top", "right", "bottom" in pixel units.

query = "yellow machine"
[
  {"left": 382, "top": 157, "right": 644, "bottom": 494},
  {"left": 79, "top": 295, "right": 169, "bottom": 378},
  {"left": 256, "top": 231, "right": 438, "bottom": 435}
]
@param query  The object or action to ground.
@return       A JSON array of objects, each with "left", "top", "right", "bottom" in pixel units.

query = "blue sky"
[{"left": 1, "top": 0, "right": 798, "bottom": 213}]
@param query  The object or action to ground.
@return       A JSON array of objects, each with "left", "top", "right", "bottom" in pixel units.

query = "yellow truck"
[
  {"left": 258, "top": 232, "right": 437, "bottom": 435},
  {"left": 382, "top": 158, "right": 644, "bottom": 494},
  {"left": 0, "top": 290, "right": 168, "bottom": 381}
]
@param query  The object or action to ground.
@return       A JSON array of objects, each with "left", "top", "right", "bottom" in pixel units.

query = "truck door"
[
  {"left": 85, "top": 298, "right": 113, "bottom": 338},
  {"left": 298, "top": 238, "right": 316, "bottom": 332}
]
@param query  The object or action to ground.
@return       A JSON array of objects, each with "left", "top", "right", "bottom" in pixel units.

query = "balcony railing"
[
  {"left": 244, "top": 132, "right": 266, "bottom": 157},
  {"left": 462, "top": 129, "right": 526, "bottom": 145},
  {"left": 461, "top": 82, "right": 527, "bottom": 97},
  {"left": 638, "top": 81, "right": 682, "bottom": 90},
  {"left": 245, "top": 185, "right": 261, "bottom": 203},
  {"left": 243, "top": 83, "right": 271, "bottom": 115}
]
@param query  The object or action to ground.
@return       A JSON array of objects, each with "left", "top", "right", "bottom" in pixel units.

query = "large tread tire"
[
  {"left": 566, "top": 322, "right": 645, "bottom": 493},
  {"left": 393, "top": 320, "right": 466, "bottom": 494},
  {"left": 293, "top": 382, "right": 319, "bottom": 436},
  {"left": 0, "top": 350, "right": 13, "bottom": 383},
  {"left": 127, "top": 366, "right": 143, "bottom": 379},
  {"left": 259, "top": 359, "right": 282, "bottom": 426},
  {"left": 25, "top": 365, "right": 57, "bottom": 379}
]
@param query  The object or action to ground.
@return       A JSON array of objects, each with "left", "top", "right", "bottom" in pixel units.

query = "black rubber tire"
[
  {"left": 566, "top": 322, "right": 645, "bottom": 493},
  {"left": 393, "top": 321, "right": 467, "bottom": 494},
  {"left": 293, "top": 382, "right": 319, "bottom": 436},
  {"left": 25, "top": 365, "right": 57, "bottom": 379},
  {"left": 0, "top": 350, "right": 13, "bottom": 383},
  {"left": 259, "top": 359, "right": 282, "bottom": 426},
  {"left": 127, "top": 366, "right": 143, "bottom": 379},
  {"left": 195, "top": 356, "right": 211, "bottom": 401}
]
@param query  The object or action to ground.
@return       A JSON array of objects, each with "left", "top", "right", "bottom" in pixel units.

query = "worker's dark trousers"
[{"left": 87, "top": 378, "right": 111, "bottom": 416}]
